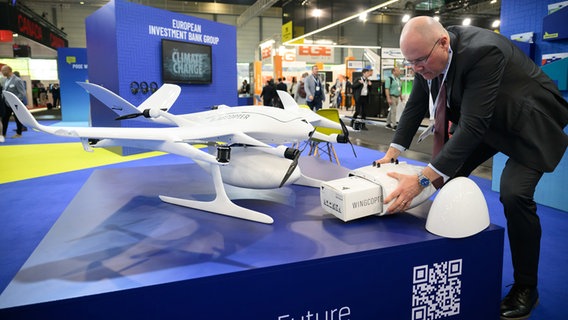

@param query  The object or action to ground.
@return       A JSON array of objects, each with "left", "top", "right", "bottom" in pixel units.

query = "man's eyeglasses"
[{"left": 404, "top": 38, "right": 441, "bottom": 66}]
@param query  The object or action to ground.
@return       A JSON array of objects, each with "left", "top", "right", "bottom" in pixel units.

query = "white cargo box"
[
  {"left": 320, "top": 162, "right": 436, "bottom": 222},
  {"left": 320, "top": 175, "right": 383, "bottom": 222}
]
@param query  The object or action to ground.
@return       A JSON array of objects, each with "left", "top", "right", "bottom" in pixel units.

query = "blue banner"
[{"left": 57, "top": 47, "right": 90, "bottom": 123}]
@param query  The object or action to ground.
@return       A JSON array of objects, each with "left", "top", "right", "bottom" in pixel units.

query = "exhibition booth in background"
[
  {"left": 84, "top": 0, "right": 236, "bottom": 155},
  {"left": 0, "top": 0, "right": 567, "bottom": 318},
  {"left": 0, "top": 2, "right": 67, "bottom": 111}
]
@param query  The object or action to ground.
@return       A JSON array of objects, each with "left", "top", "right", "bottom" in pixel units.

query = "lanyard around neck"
[{"left": 313, "top": 74, "right": 319, "bottom": 84}]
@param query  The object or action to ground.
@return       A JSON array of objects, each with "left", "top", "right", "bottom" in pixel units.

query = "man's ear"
[{"left": 439, "top": 35, "right": 450, "bottom": 48}]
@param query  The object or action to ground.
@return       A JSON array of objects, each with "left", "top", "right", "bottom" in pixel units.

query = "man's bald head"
[
  {"left": 399, "top": 16, "right": 451, "bottom": 80},
  {"left": 400, "top": 16, "right": 448, "bottom": 49}
]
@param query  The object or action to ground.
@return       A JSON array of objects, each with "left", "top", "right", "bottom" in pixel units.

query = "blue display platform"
[{"left": 0, "top": 158, "right": 504, "bottom": 319}]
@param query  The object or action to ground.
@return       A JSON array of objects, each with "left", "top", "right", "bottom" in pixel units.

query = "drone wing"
[
  {"left": 5, "top": 91, "right": 300, "bottom": 165},
  {"left": 77, "top": 82, "right": 181, "bottom": 125},
  {"left": 3, "top": 91, "right": 220, "bottom": 163}
]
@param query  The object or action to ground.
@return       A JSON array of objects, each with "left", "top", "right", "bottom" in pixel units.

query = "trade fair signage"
[
  {"left": 0, "top": 3, "right": 68, "bottom": 50},
  {"left": 295, "top": 45, "right": 335, "bottom": 63}
]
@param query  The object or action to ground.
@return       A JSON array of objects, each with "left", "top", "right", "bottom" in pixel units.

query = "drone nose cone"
[{"left": 426, "top": 177, "right": 490, "bottom": 238}]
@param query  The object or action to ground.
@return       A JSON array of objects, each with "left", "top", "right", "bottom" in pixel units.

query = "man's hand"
[
  {"left": 373, "top": 147, "right": 429, "bottom": 213},
  {"left": 384, "top": 173, "right": 423, "bottom": 213},
  {"left": 374, "top": 147, "right": 401, "bottom": 166}
]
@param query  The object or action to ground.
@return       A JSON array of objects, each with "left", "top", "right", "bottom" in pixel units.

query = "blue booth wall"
[
  {"left": 84, "top": 0, "right": 237, "bottom": 132},
  {"left": 491, "top": 0, "right": 568, "bottom": 212},
  {"left": 56, "top": 48, "right": 90, "bottom": 124}
]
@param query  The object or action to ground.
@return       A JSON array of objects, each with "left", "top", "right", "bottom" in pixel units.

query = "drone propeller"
[
  {"left": 279, "top": 147, "right": 301, "bottom": 187},
  {"left": 338, "top": 117, "right": 358, "bottom": 158},
  {"left": 115, "top": 108, "right": 166, "bottom": 120}
]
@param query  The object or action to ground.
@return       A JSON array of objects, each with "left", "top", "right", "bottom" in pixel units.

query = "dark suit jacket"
[
  {"left": 394, "top": 25, "right": 568, "bottom": 175},
  {"left": 352, "top": 77, "right": 371, "bottom": 103}
]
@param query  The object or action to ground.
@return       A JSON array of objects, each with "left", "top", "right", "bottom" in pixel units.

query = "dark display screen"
[{"left": 161, "top": 39, "right": 212, "bottom": 84}]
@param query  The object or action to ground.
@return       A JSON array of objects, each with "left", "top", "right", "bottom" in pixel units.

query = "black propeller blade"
[
  {"left": 115, "top": 112, "right": 144, "bottom": 120},
  {"left": 279, "top": 147, "right": 301, "bottom": 187},
  {"left": 115, "top": 108, "right": 166, "bottom": 121},
  {"left": 338, "top": 118, "right": 357, "bottom": 158}
]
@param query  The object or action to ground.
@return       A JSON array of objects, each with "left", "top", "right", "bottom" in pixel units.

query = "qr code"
[{"left": 411, "top": 259, "right": 462, "bottom": 320}]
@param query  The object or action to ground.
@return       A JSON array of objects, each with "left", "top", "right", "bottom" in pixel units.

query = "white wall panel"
[{"left": 237, "top": 17, "right": 260, "bottom": 63}]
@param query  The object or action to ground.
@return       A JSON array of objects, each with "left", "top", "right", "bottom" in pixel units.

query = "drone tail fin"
[
  {"left": 77, "top": 82, "right": 181, "bottom": 119},
  {"left": 77, "top": 82, "right": 139, "bottom": 117},
  {"left": 137, "top": 83, "right": 181, "bottom": 112},
  {"left": 277, "top": 90, "right": 299, "bottom": 112}
]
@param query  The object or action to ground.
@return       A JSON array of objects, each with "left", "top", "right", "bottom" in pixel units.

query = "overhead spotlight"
[
  {"left": 359, "top": 12, "right": 367, "bottom": 22},
  {"left": 402, "top": 14, "right": 411, "bottom": 23},
  {"left": 433, "top": 16, "right": 440, "bottom": 22},
  {"left": 312, "top": 9, "right": 322, "bottom": 18},
  {"left": 462, "top": 18, "right": 471, "bottom": 26},
  {"left": 492, "top": 20, "right": 501, "bottom": 28}
]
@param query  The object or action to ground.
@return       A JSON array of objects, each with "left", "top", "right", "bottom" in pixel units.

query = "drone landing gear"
[{"left": 159, "top": 164, "right": 274, "bottom": 224}]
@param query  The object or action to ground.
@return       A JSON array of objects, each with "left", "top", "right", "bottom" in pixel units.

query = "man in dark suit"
[
  {"left": 375, "top": 17, "right": 568, "bottom": 319},
  {"left": 351, "top": 68, "right": 373, "bottom": 129},
  {"left": 260, "top": 79, "right": 276, "bottom": 107}
]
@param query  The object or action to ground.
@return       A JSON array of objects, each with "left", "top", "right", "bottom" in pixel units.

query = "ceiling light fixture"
[
  {"left": 283, "top": 0, "right": 401, "bottom": 45},
  {"left": 492, "top": 20, "right": 501, "bottom": 28},
  {"left": 462, "top": 18, "right": 471, "bottom": 26}
]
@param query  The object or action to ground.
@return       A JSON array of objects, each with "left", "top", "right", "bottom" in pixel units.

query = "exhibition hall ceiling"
[
  {"left": 20, "top": 0, "right": 500, "bottom": 18},
  {"left": 283, "top": 0, "right": 501, "bottom": 34},
  {"left": 20, "top": 0, "right": 500, "bottom": 33},
  {"left": 14, "top": 0, "right": 500, "bottom": 58}
]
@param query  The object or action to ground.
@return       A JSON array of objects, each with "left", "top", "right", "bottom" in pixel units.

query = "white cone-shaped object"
[{"left": 426, "top": 177, "right": 490, "bottom": 238}]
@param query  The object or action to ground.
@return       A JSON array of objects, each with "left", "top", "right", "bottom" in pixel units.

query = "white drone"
[{"left": 4, "top": 83, "right": 354, "bottom": 224}]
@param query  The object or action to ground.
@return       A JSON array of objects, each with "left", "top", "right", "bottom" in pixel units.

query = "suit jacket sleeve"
[{"left": 351, "top": 78, "right": 362, "bottom": 91}]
